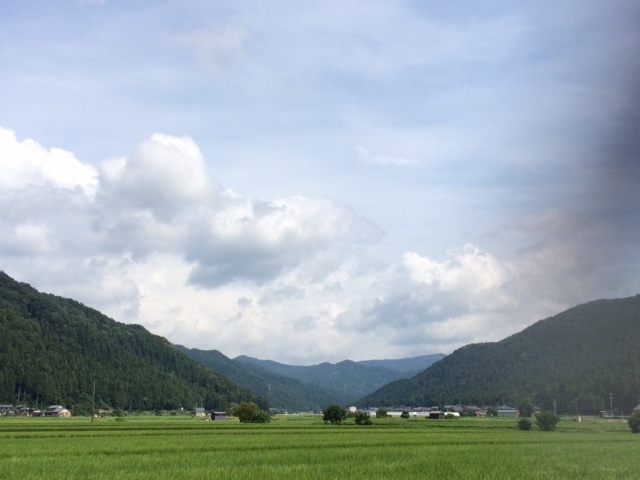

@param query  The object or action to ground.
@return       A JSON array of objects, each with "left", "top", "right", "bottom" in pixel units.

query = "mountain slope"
[
  {"left": 175, "top": 346, "right": 352, "bottom": 411},
  {"left": 357, "top": 295, "right": 640, "bottom": 414},
  {"left": 0, "top": 271, "right": 262, "bottom": 412},
  {"left": 235, "top": 354, "right": 445, "bottom": 399},
  {"left": 357, "top": 354, "right": 445, "bottom": 374}
]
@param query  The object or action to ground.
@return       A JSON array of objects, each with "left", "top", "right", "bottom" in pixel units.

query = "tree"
[
  {"left": 323, "top": 405, "right": 346, "bottom": 425},
  {"left": 628, "top": 411, "right": 640, "bottom": 434},
  {"left": 376, "top": 408, "right": 388, "bottom": 418},
  {"left": 535, "top": 411, "right": 560, "bottom": 431},
  {"left": 232, "top": 402, "right": 270, "bottom": 423},
  {"left": 400, "top": 410, "right": 410, "bottom": 419},
  {"left": 355, "top": 411, "right": 372, "bottom": 425},
  {"left": 487, "top": 406, "right": 498, "bottom": 417},
  {"left": 518, "top": 398, "right": 535, "bottom": 418}
]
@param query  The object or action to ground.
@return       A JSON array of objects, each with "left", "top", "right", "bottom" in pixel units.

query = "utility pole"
[
  {"left": 609, "top": 393, "right": 613, "bottom": 419},
  {"left": 92, "top": 380, "right": 96, "bottom": 423}
]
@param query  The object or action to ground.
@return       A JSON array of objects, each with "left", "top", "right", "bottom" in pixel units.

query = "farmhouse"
[
  {"left": 44, "top": 405, "right": 72, "bottom": 417},
  {"left": 194, "top": 407, "right": 206, "bottom": 418},
  {"left": 496, "top": 406, "right": 518, "bottom": 418},
  {"left": 212, "top": 411, "right": 227, "bottom": 421}
]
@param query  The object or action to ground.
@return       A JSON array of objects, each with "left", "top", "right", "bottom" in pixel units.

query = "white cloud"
[
  {"left": 0, "top": 127, "right": 98, "bottom": 197},
  {"left": 1, "top": 127, "right": 635, "bottom": 363},
  {"left": 0, "top": 223, "right": 54, "bottom": 256},
  {"left": 99, "top": 134, "right": 214, "bottom": 219},
  {"left": 0, "top": 1, "right": 638, "bottom": 364}
]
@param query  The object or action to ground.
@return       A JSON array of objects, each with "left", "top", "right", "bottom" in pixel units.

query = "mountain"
[
  {"left": 357, "top": 354, "right": 446, "bottom": 373},
  {"left": 357, "top": 295, "right": 640, "bottom": 415},
  {"left": 0, "top": 271, "right": 263, "bottom": 413},
  {"left": 175, "top": 346, "right": 352, "bottom": 411},
  {"left": 235, "top": 354, "right": 445, "bottom": 399}
]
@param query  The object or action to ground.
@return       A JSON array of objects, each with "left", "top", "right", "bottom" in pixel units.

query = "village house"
[
  {"left": 496, "top": 406, "right": 519, "bottom": 418},
  {"left": 43, "top": 405, "right": 72, "bottom": 417}
]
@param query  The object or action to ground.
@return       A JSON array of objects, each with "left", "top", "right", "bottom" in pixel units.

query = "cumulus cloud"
[
  {"left": 0, "top": 128, "right": 374, "bottom": 356},
  {"left": 0, "top": 127, "right": 98, "bottom": 197},
  {"left": 99, "top": 134, "right": 214, "bottom": 220},
  {"left": 1, "top": 122, "right": 638, "bottom": 364}
]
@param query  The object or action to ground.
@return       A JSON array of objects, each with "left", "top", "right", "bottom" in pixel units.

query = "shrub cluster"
[
  {"left": 517, "top": 418, "right": 532, "bottom": 431},
  {"left": 355, "top": 412, "right": 372, "bottom": 425},
  {"left": 232, "top": 403, "right": 270, "bottom": 423},
  {"left": 535, "top": 411, "right": 560, "bottom": 431}
]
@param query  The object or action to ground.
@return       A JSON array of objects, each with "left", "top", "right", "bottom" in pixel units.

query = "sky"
[{"left": 1, "top": 0, "right": 639, "bottom": 364}]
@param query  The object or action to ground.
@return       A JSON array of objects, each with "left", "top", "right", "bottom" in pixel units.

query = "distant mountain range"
[
  {"left": 234, "top": 354, "right": 445, "bottom": 400},
  {"left": 3, "top": 269, "right": 638, "bottom": 416},
  {"left": 175, "top": 347, "right": 444, "bottom": 411},
  {"left": 357, "top": 295, "right": 640, "bottom": 415},
  {"left": 174, "top": 346, "right": 352, "bottom": 411}
]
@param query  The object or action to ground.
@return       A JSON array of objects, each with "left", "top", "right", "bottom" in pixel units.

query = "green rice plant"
[{"left": 0, "top": 416, "right": 637, "bottom": 479}]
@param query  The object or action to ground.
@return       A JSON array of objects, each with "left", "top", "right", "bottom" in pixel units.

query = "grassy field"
[{"left": 0, "top": 415, "right": 636, "bottom": 479}]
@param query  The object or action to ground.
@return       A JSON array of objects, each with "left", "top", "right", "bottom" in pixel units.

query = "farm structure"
[
  {"left": 496, "top": 407, "right": 519, "bottom": 418},
  {"left": 43, "top": 406, "right": 72, "bottom": 417}
]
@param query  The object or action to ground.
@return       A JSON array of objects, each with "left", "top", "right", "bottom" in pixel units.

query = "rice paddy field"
[{"left": 0, "top": 415, "right": 636, "bottom": 479}]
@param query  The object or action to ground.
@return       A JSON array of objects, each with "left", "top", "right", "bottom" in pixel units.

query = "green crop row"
[{"left": 0, "top": 416, "right": 636, "bottom": 479}]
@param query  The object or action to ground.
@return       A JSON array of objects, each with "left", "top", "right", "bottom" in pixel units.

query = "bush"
[
  {"left": 355, "top": 412, "right": 373, "bottom": 425},
  {"left": 376, "top": 408, "right": 388, "bottom": 418},
  {"left": 535, "top": 411, "right": 560, "bottom": 431},
  {"left": 628, "top": 412, "right": 640, "bottom": 434},
  {"left": 517, "top": 418, "right": 532, "bottom": 431},
  {"left": 232, "top": 403, "right": 271, "bottom": 423},
  {"left": 400, "top": 411, "right": 410, "bottom": 419},
  {"left": 322, "top": 405, "right": 347, "bottom": 425}
]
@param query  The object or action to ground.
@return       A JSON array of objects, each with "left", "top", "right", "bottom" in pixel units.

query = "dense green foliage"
[
  {"left": 0, "top": 416, "right": 638, "bottom": 479},
  {"left": 232, "top": 402, "right": 270, "bottom": 423},
  {"left": 518, "top": 418, "right": 532, "bottom": 430},
  {"left": 176, "top": 346, "right": 351, "bottom": 411},
  {"left": 535, "top": 412, "right": 561, "bottom": 431},
  {"left": 0, "top": 271, "right": 262, "bottom": 412},
  {"left": 354, "top": 411, "right": 372, "bottom": 425},
  {"left": 518, "top": 398, "right": 535, "bottom": 417},
  {"left": 322, "top": 405, "right": 346, "bottom": 425},
  {"left": 235, "top": 354, "right": 444, "bottom": 399},
  {"left": 358, "top": 295, "right": 640, "bottom": 413}
]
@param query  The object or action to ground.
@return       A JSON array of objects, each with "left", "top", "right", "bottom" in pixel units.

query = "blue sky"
[{"left": 1, "top": 0, "right": 639, "bottom": 363}]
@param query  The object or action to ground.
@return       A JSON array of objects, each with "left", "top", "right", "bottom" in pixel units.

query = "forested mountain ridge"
[
  {"left": 175, "top": 346, "right": 353, "bottom": 411},
  {"left": 0, "top": 271, "right": 263, "bottom": 413},
  {"left": 235, "top": 354, "right": 445, "bottom": 399},
  {"left": 357, "top": 295, "right": 640, "bottom": 415}
]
